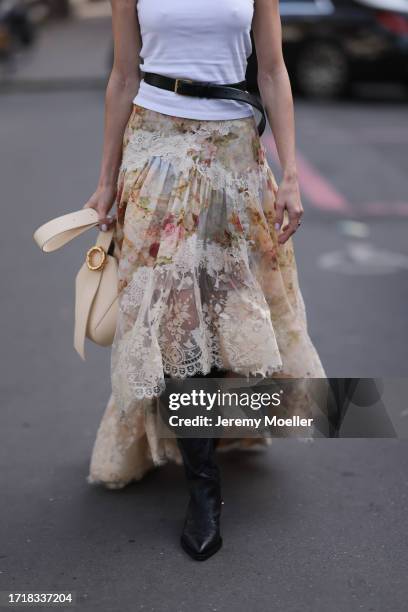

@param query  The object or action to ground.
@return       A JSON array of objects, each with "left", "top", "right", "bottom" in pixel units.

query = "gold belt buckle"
[
  {"left": 174, "top": 78, "right": 193, "bottom": 94},
  {"left": 86, "top": 245, "right": 107, "bottom": 271}
]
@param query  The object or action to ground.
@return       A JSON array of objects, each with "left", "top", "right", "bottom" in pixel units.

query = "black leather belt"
[{"left": 143, "top": 71, "right": 266, "bottom": 136}]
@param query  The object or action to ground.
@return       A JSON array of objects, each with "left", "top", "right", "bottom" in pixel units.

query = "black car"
[
  {"left": 0, "top": 0, "right": 35, "bottom": 48},
  {"left": 251, "top": 0, "right": 408, "bottom": 97}
]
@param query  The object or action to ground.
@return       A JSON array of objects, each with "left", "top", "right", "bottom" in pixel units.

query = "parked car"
[
  {"left": 248, "top": 0, "right": 408, "bottom": 98},
  {"left": 0, "top": 0, "right": 35, "bottom": 48},
  {"left": 0, "top": 17, "right": 12, "bottom": 62},
  {"left": 106, "top": 0, "right": 408, "bottom": 99},
  {"left": 24, "top": 0, "right": 71, "bottom": 20}
]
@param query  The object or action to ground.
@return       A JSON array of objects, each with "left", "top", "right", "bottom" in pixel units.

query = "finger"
[
  {"left": 98, "top": 215, "right": 115, "bottom": 231},
  {"left": 274, "top": 202, "right": 285, "bottom": 230},
  {"left": 103, "top": 213, "right": 115, "bottom": 225},
  {"left": 278, "top": 230, "right": 295, "bottom": 245},
  {"left": 280, "top": 215, "right": 301, "bottom": 240},
  {"left": 287, "top": 209, "right": 303, "bottom": 228},
  {"left": 278, "top": 222, "right": 299, "bottom": 244}
]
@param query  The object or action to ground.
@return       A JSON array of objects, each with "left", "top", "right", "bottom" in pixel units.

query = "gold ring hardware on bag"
[
  {"left": 33, "top": 209, "right": 118, "bottom": 359},
  {"left": 174, "top": 78, "right": 193, "bottom": 93},
  {"left": 86, "top": 245, "right": 107, "bottom": 271}
]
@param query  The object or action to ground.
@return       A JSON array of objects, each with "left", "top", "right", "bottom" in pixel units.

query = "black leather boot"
[{"left": 177, "top": 436, "right": 223, "bottom": 561}]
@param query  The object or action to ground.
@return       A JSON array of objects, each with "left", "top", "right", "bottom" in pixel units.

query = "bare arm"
[
  {"left": 252, "top": 0, "right": 303, "bottom": 244},
  {"left": 84, "top": 0, "right": 141, "bottom": 229}
]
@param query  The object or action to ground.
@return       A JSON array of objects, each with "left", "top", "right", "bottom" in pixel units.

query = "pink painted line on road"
[{"left": 263, "top": 133, "right": 352, "bottom": 213}]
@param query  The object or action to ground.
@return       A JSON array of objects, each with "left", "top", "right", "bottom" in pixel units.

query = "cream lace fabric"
[{"left": 87, "top": 105, "right": 326, "bottom": 489}]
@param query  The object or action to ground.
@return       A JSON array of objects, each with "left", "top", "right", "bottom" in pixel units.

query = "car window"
[{"left": 279, "top": 0, "right": 335, "bottom": 15}]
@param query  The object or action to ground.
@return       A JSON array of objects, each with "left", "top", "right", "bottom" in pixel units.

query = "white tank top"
[{"left": 133, "top": 0, "right": 255, "bottom": 120}]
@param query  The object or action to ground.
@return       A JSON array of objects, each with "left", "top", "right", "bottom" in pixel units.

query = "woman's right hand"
[{"left": 83, "top": 184, "right": 117, "bottom": 231}]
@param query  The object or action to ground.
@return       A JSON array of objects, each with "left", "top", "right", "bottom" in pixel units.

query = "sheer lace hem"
[
  {"left": 87, "top": 394, "right": 275, "bottom": 489},
  {"left": 111, "top": 232, "right": 285, "bottom": 416},
  {"left": 112, "top": 362, "right": 285, "bottom": 410}
]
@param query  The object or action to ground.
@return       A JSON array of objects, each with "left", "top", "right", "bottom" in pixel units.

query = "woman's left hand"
[{"left": 274, "top": 174, "right": 304, "bottom": 245}]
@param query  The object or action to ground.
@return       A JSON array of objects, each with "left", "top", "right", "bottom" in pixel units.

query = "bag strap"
[
  {"left": 143, "top": 72, "right": 267, "bottom": 136},
  {"left": 33, "top": 208, "right": 101, "bottom": 252},
  {"left": 74, "top": 227, "right": 115, "bottom": 361}
]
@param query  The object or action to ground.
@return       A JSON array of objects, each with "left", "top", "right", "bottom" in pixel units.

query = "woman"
[{"left": 85, "top": 0, "right": 326, "bottom": 561}]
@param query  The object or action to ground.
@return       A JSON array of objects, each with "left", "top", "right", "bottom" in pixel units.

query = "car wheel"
[
  {"left": 18, "top": 20, "right": 36, "bottom": 47},
  {"left": 295, "top": 41, "right": 349, "bottom": 99}
]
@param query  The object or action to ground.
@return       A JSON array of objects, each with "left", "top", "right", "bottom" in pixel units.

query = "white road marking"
[{"left": 318, "top": 242, "right": 408, "bottom": 274}]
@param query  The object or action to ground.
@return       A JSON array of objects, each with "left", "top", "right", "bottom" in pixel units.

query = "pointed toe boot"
[{"left": 177, "top": 437, "right": 223, "bottom": 561}]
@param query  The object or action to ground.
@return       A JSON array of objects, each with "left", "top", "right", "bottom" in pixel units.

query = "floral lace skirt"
[{"left": 87, "top": 105, "right": 326, "bottom": 489}]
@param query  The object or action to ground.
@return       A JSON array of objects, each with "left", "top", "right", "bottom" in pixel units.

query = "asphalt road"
[{"left": 1, "top": 89, "right": 408, "bottom": 611}]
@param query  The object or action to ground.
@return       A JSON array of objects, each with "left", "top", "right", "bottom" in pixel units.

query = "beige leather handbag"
[{"left": 33, "top": 208, "right": 119, "bottom": 360}]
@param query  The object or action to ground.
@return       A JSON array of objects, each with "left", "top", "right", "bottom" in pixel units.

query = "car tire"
[
  {"left": 18, "top": 20, "right": 36, "bottom": 47},
  {"left": 295, "top": 40, "right": 349, "bottom": 99}
]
